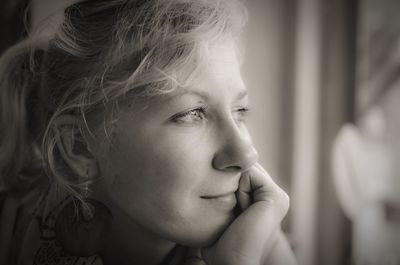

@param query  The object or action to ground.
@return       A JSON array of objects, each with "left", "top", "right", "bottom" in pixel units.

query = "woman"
[{"left": 0, "top": 0, "right": 297, "bottom": 264}]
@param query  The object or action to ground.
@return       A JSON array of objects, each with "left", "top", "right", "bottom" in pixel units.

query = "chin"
[{"left": 173, "top": 212, "right": 236, "bottom": 247}]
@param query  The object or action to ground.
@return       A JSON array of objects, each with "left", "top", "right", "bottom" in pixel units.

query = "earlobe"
[{"left": 53, "top": 115, "right": 99, "bottom": 179}]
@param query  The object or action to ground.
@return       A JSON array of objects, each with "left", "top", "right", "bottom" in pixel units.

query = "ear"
[{"left": 53, "top": 114, "right": 99, "bottom": 179}]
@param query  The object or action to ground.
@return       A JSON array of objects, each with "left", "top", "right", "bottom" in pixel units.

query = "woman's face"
[{"left": 93, "top": 39, "right": 258, "bottom": 247}]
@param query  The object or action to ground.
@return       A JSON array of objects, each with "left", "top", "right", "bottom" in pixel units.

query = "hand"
[{"left": 201, "top": 163, "right": 292, "bottom": 265}]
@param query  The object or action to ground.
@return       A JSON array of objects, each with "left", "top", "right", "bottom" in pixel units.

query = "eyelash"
[
  {"left": 234, "top": 107, "right": 251, "bottom": 121},
  {"left": 172, "top": 107, "right": 207, "bottom": 123},
  {"left": 171, "top": 107, "right": 251, "bottom": 124}
]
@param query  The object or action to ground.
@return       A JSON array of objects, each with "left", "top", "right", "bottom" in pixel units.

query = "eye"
[
  {"left": 233, "top": 107, "right": 251, "bottom": 122},
  {"left": 172, "top": 107, "right": 206, "bottom": 124}
]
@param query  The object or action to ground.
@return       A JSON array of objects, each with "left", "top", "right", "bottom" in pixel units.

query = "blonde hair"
[{"left": 0, "top": 0, "right": 247, "bottom": 199}]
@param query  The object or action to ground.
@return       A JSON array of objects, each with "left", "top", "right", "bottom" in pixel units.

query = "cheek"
[
  {"left": 94, "top": 122, "right": 233, "bottom": 246},
  {"left": 99, "top": 128, "right": 210, "bottom": 213}
]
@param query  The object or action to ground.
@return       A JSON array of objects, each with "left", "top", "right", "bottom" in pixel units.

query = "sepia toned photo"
[{"left": 0, "top": 0, "right": 399, "bottom": 265}]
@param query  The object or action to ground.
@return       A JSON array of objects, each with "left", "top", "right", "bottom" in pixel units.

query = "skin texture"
[
  {"left": 58, "top": 39, "right": 296, "bottom": 265},
  {"left": 91, "top": 39, "right": 257, "bottom": 264}
]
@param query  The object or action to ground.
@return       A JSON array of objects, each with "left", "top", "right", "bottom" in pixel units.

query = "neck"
[{"left": 101, "top": 206, "right": 176, "bottom": 265}]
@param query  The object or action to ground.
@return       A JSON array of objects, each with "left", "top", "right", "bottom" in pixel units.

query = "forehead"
[
  {"left": 119, "top": 39, "right": 245, "bottom": 110},
  {"left": 190, "top": 39, "right": 245, "bottom": 92},
  {"left": 201, "top": 38, "right": 242, "bottom": 68},
  {"left": 147, "top": 42, "right": 246, "bottom": 109},
  {"left": 184, "top": 39, "right": 242, "bottom": 82}
]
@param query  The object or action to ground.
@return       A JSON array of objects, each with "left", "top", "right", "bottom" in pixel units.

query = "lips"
[
  {"left": 201, "top": 192, "right": 237, "bottom": 211},
  {"left": 200, "top": 189, "right": 238, "bottom": 199},
  {"left": 201, "top": 192, "right": 235, "bottom": 199}
]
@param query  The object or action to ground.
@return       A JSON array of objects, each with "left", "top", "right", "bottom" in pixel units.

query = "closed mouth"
[
  {"left": 200, "top": 191, "right": 236, "bottom": 199},
  {"left": 200, "top": 192, "right": 237, "bottom": 211}
]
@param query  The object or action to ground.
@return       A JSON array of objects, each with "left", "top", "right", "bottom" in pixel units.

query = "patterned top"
[{"left": 0, "top": 185, "right": 206, "bottom": 265}]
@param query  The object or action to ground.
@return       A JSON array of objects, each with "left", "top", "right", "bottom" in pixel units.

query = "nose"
[{"left": 212, "top": 123, "right": 258, "bottom": 172}]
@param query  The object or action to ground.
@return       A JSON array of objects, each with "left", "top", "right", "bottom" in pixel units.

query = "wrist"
[{"left": 262, "top": 230, "right": 298, "bottom": 265}]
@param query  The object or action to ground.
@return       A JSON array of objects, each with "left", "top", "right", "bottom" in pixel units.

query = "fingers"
[
  {"left": 237, "top": 163, "right": 290, "bottom": 217},
  {"left": 204, "top": 164, "right": 290, "bottom": 265},
  {"left": 236, "top": 171, "right": 252, "bottom": 210}
]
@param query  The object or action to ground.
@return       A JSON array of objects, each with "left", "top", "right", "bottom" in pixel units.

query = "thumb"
[
  {"left": 236, "top": 162, "right": 273, "bottom": 210},
  {"left": 202, "top": 164, "right": 289, "bottom": 265},
  {"left": 236, "top": 172, "right": 252, "bottom": 210}
]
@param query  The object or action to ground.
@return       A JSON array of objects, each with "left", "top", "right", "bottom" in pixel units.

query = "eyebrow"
[{"left": 171, "top": 89, "right": 249, "bottom": 102}]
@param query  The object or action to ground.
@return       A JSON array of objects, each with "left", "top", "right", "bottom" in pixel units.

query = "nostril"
[
  {"left": 226, "top": 165, "right": 241, "bottom": 172},
  {"left": 212, "top": 131, "right": 258, "bottom": 172}
]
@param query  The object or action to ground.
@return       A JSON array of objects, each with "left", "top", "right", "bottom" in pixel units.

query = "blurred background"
[{"left": 1, "top": 0, "right": 400, "bottom": 264}]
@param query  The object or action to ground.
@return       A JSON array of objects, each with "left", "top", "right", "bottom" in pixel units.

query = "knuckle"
[
  {"left": 281, "top": 192, "right": 290, "bottom": 214},
  {"left": 273, "top": 189, "right": 290, "bottom": 216}
]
